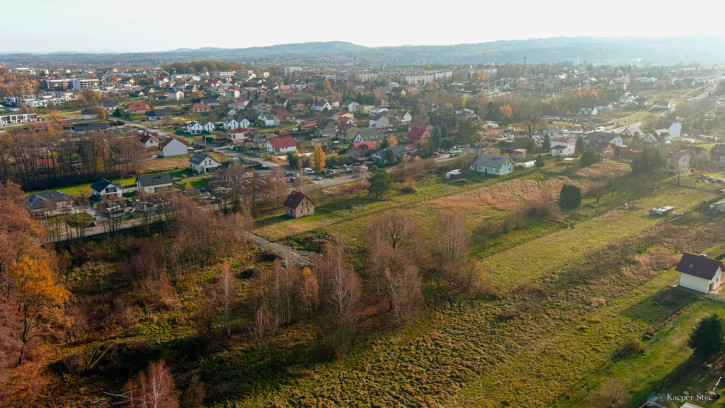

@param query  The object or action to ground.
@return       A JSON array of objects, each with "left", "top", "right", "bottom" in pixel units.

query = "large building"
[{"left": 469, "top": 153, "right": 515, "bottom": 176}]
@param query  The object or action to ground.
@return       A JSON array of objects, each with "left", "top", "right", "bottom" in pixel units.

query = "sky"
[{"left": 3, "top": 0, "right": 725, "bottom": 53}]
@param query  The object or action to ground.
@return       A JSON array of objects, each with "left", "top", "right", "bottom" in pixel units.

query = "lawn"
[
  {"left": 479, "top": 182, "right": 719, "bottom": 293},
  {"left": 559, "top": 296, "right": 725, "bottom": 408},
  {"left": 26, "top": 176, "right": 137, "bottom": 198},
  {"left": 614, "top": 111, "right": 658, "bottom": 125}
]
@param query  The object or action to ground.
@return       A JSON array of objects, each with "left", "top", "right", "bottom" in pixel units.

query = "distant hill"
[{"left": 2, "top": 37, "right": 725, "bottom": 67}]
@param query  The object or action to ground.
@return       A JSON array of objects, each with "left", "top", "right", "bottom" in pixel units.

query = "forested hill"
[{"left": 2, "top": 36, "right": 725, "bottom": 67}]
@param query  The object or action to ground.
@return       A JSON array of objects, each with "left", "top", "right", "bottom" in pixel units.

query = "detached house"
[
  {"left": 138, "top": 133, "right": 159, "bottom": 148},
  {"left": 662, "top": 150, "right": 690, "bottom": 175},
  {"left": 187, "top": 122, "right": 204, "bottom": 134},
  {"left": 189, "top": 153, "right": 221, "bottom": 174},
  {"left": 676, "top": 253, "right": 724, "bottom": 293},
  {"left": 354, "top": 128, "right": 384, "bottom": 144},
  {"left": 283, "top": 191, "right": 315, "bottom": 218},
  {"left": 128, "top": 103, "right": 149, "bottom": 115},
  {"left": 406, "top": 123, "right": 433, "bottom": 144},
  {"left": 470, "top": 153, "right": 514, "bottom": 176},
  {"left": 136, "top": 173, "right": 174, "bottom": 194},
  {"left": 266, "top": 136, "right": 297, "bottom": 153},
  {"left": 191, "top": 102, "right": 211, "bottom": 112},
  {"left": 369, "top": 113, "right": 392, "bottom": 129},
  {"left": 99, "top": 99, "right": 118, "bottom": 112},
  {"left": 223, "top": 117, "right": 250, "bottom": 130},
  {"left": 159, "top": 138, "right": 189, "bottom": 157},
  {"left": 258, "top": 115, "right": 279, "bottom": 127},
  {"left": 550, "top": 138, "right": 576, "bottom": 157},
  {"left": 146, "top": 108, "right": 171, "bottom": 121},
  {"left": 25, "top": 191, "right": 73, "bottom": 215},
  {"left": 91, "top": 178, "right": 122, "bottom": 200},
  {"left": 312, "top": 99, "right": 332, "bottom": 112},
  {"left": 710, "top": 144, "right": 725, "bottom": 168},
  {"left": 348, "top": 141, "right": 377, "bottom": 159}
]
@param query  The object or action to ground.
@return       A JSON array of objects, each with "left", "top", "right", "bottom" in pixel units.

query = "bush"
[
  {"left": 559, "top": 184, "right": 582, "bottom": 209},
  {"left": 617, "top": 335, "right": 645, "bottom": 357}
]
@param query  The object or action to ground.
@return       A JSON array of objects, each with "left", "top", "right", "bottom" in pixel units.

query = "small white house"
[
  {"left": 187, "top": 122, "right": 204, "bottom": 134},
  {"left": 266, "top": 136, "right": 297, "bottom": 153},
  {"left": 676, "top": 253, "right": 724, "bottom": 293},
  {"left": 258, "top": 115, "right": 279, "bottom": 127},
  {"left": 91, "top": 178, "right": 122, "bottom": 200},
  {"left": 136, "top": 173, "right": 174, "bottom": 194},
  {"left": 551, "top": 141, "right": 576, "bottom": 157},
  {"left": 189, "top": 153, "right": 221, "bottom": 173},
  {"left": 469, "top": 153, "right": 515, "bottom": 176}
]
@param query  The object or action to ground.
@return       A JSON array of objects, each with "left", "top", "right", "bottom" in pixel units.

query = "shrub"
[{"left": 617, "top": 335, "right": 645, "bottom": 357}]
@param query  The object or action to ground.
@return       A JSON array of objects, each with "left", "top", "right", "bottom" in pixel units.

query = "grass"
[
  {"left": 26, "top": 176, "right": 137, "bottom": 198},
  {"left": 479, "top": 182, "right": 719, "bottom": 293},
  {"left": 559, "top": 296, "right": 725, "bottom": 408},
  {"left": 613, "top": 111, "right": 658, "bottom": 126}
]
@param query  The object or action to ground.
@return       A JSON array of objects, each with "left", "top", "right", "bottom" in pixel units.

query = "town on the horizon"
[{"left": 4, "top": 31, "right": 725, "bottom": 408}]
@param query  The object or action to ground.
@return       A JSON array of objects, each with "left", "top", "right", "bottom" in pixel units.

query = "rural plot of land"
[{"left": 480, "top": 183, "right": 719, "bottom": 292}]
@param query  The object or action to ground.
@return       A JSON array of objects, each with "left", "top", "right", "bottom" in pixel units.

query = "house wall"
[
  {"left": 287, "top": 200, "right": 315, "bottom": 218},
  {"left": 161, "top": 142, "right": 188, "bottom": 157},
  {"left": 678, "top": 269, "right": 721, "bottom": 293}
]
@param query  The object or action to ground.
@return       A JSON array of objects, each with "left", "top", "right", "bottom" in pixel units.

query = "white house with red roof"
[
  {"left": 159, "top": 137, "right": 189, "bottom": 157},
  {"left": 128, "top": 103, "right": 150, "bottom": 114},
  {"left": 266, "top": 136, "right": 297, "bottom": 153}
]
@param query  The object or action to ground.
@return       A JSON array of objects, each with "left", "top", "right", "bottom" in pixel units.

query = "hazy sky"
[{"left": 3, "top": 0, "right": 725, "bottom": 53}]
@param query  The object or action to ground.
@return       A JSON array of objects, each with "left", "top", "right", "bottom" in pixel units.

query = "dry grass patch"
[{"left": 576, "top": 162, "right": 630, "bottom": 180}]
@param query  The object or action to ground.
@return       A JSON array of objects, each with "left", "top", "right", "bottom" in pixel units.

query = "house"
[
  {"left": 662, "top": 150, "right": 690, "bottom": 175},
  {"left": 579, "top": 106, "right": 598, "bottom": 116},
  {"left": 348, "top": 141, "right": 377, "bottom": 159},
  {"left": 99, "top": 99, "right": 118, "bottom": 112},
  {"left": 585, "top": 132, "right": 623, "bottom": 147},
  {"left": 199, "top": 120, "right": 215, "bottom": 133},
  {"left": 342, "top": 126, "right": 361, "bottom": 143},
  {"left": 469, "top": 153, "right": 515, "bottom": 176},
  {"left": 396, "top": 111, "right": 413, "bottom": 123},
  {"left": 187, "top": 121, "right": 204, "bottom": 134},
  {"left": 657, "top": 122, "right": 682, "bottom": 139},
  {"left": 369, "top": 113, "right": 391, "bottom": 129},
  {"left": 159, "top": 138, "right": 188, "bottom": 157},
  {"left": 353, "top": 128, "right": 384, "bottom": 144},
  {"left": 136, "top": 173, "right": 174, "bottom": 194},
  {"left": 266, "top": 136, "right": 297, "bottom": 153},
  {"left": 191, "top": 102, "right": 211, "bottom": 112},
  {"left": 511, "top": 149, "right": 527, "bottom": 161},
  {"left": 317, "top": 121, "right": 337, "bottom": 138},
  {"left": 91, "top": 178, "right": 122, "bottom": 200},
  {"left": 168, "top": 90, "right": 184, "bottom": 101},
  {"left": 344, "top": 101, "right": 359, "bottom": 112},
  {"left": 587, "top": 140, "right": 615, "bottom": 161},
  {"left": 710, "top": 144, "right": 725, "bottom": 168},
  {"left": 406, "top": 123, "right": 433, "bottom": 143},
  {"left": 146, "top": 108, "right": 171, "bottom": 121},
  {"left": 223, "top": 117, "right": 250, "bottom": 130},
  {"left": 618, "top": 147, "right": 641, "bottom": 164},
  {"left": 228, "top": 128, "right": 250, "bottom": 144},
  {"left": 676, "top": 253, "right": 724, "bottom": 293},
  {"left": 258, "top": 115, "right": 279, "bottom": 127},
  {"left": 189, "top": 153, "right": 221, "bottom": 174},
  {"left": 72, "top": 122, "right": 107, "bottom": 132},
  {"left": 283, "top": 191, "right": 315, "bottom": 218},
  {"left": 686, "top": 146, "right": 708, "bottom": 162},
  {"left": 311, "top": 137, "right": 333, "bottom": 148},
  {"left": 25, "top": 191, "right": 73, "bottom": 215},
  {"left": 642, "top": 131, "right": 667, "bottom": 147},
  {"left": 81, "top": 109, "right": 100, "bottom": 120},
  {"left": 372, "top": 145, "right": 410, "bottom": 164},
  {"left": 138, "top": 133, "right": 159, "bottom": 148},
  {"left": 551, "top": 139, "right": 576, "bottom": 157},
  {"left": 128, "top": 103, "right": 149, "bottom": 114},
  {"left": 312, "top": 99, "right": 332, "bottom": 112}
]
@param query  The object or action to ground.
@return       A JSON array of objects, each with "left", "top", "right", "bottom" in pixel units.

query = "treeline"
[
  {"left": 162, "top": 61, "right": 246, "bottom": 74},
  {"left": 0, "top": 128, "right": 144, "bottom": 191}
]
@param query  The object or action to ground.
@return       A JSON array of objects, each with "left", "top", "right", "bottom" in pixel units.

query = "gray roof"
[
  {"left": 586, "top": 132, "right": 619, "bottom": 143},
  {"left": 26, "top": 191, "right": 72, "bottom": 210},
  {"left": 189, "top": 152, "right": 216, "bottom": 166},
  {"left": 99, "top": 100, "right": 118, "bottom": 108},
  {"left": 356, "top": 128, "right": 384, "bottom": 141},
  {"left": 470, "top": 153, "right": 514, "bottom": 169},
  {"left": 136, "top": 172, "right": 173, "bottom": 188}
]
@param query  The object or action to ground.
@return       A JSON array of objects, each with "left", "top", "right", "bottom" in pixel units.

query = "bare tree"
[
  {"left": 123, "top": 360, "right": 179, "bottom": 408},
  {"left": 383, "top": 264, "right": 423, "bottom": 325},
  {"left": 249, "top": 305, "right": 278, "bottom": 351}
]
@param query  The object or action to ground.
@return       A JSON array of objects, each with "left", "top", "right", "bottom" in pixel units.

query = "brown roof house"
[
  {"left": 283, "top": 191, "right": 315, "bottom": 218},
  {"left": 676, "top": 253, "right": 724, "bottom": 293}
]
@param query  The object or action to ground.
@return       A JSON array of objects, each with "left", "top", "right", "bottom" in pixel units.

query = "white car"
[{"left": 304, "top": 167, "right": 314, "bottom": 174}]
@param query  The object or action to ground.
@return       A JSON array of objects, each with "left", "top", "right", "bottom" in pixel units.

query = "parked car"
[
  {"left": 456, "top": 178, "right": 467, "bottom": 183},
  {"left": 304, "top": 167, "right": 315, "bottom": 174},
  {"left": 314, "top": 176, "right": 322, "bottom": 180}
]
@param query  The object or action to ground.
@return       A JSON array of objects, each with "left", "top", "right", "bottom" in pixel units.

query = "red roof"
[
  {"left": 159, "top": 137, "right": 188, "bottom": 148},
  {"left": 406, "top": 123, "right": 432, "bottom": 142},
  {"left": 352, "top": 141, "right": 376, "bottom": 152},
  {"left": 267, "top": 136, "right": 296, "bottom": 149},
  {"left": 129, "top": 103, "right": 149, "bottom": 112},
  {"left": 191, "top": 102, "right": 210, "bottom": 110}
]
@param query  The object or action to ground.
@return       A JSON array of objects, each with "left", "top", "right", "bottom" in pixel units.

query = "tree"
[
  {"left": 368, "top": 168, "right": 393, "bottom": 198},
  {"left": 287, "top": 151, "right": 299, "bottom": 169},
  {"left": 208, "top": 263, "right": 239, "bottom": 339},
  {"left": 123, "top": 360, "right": 179, "bottom": 408},
  {"left": 591, "top": 378, "right": 627, "bottom": 408},
  {"left": 559, "top": 184, "right": 582, "bottom": 209},
  {"left": 542, "top": 134, "right": 551, "bottom": 151},
  {"left": 631, "top": 147, "right": 664, "bottom": 175},
  {"left": 580, "top": 147, "right": 599, "bottom": 167},
  {"left": 575, "top": 135, "right": 585, "bottom": 154},
  {"left": 312, "top": 145, "right": 326, "bottom": 171},
  {"left": 688, "top": 313, "right": 725, "bottom": 361},
  {"left": 535, "top": 154, "right": 545, "bottom": 168},
  {"left": 7, "top": 256, "right": 69, "bottom": 364}
]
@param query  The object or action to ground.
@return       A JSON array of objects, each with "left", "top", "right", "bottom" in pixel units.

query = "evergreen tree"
[
  {"left": 368, "top": 168, "right": 393, "bottom": 198},
  {"left": 542, "top": 134, "right": 551, "bottom": 151},
  {"left": 688, "top": 313, "right": 725, "bottom": 361},
  {"left": 575, "top": 135, "right": 585, "bottom": 154},
  {"left": 559, "top": 184, "right": 582, "bottom": 209},
  {"left": 580, "top": 147, "right": 599, "bottom": 167},
  {"left": 535, "top": 154, "right": 545, "bottom": 168}
]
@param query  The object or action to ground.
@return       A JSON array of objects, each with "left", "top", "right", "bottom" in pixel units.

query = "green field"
[{"left": 561, "top": 297, "right": 725, "bottom": 408}]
